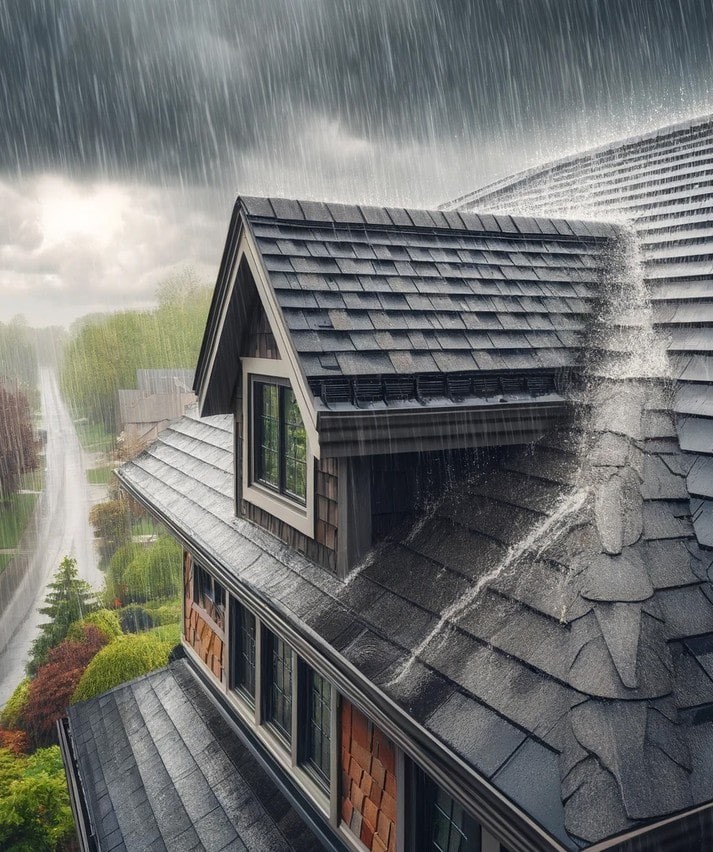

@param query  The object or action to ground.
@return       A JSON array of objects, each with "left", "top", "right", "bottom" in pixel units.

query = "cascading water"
[{"left": 389, "top": 225, "right": 670, "bottom": 685}]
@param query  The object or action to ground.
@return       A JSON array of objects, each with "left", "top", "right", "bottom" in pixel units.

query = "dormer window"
[
  {"left": 241, "top": 357, "right": 315, "bottom": 538},
  {"left": 254, "top": 380, "right": 307, "bottom": 503}
]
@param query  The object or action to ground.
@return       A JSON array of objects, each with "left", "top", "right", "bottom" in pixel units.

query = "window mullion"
[
  {"left": 279, "top": 385, "right": 286, "bottom": 494},
  {"left": 254, "top": 620, "right": 263, "bottom": 726}
]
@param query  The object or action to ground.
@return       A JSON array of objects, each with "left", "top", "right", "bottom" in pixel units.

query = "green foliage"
[
  {"left": 23, "top": 627, "right": 109, "bottom": 749},
  {"left": 117, "top": 604, "right": 154, "bottom": 633},
  {"left": 148, "top": 623, "right": 181, "bottom": 645},
  {"left": 0, "top": 745, "right": 75, "bottom": 851},
  {"left": 122, "top": 536, "right": 182, "bottom": 602},
  {"left": 104, "top": 541, "right": 141, "bottom": 604},
  {"left": 0, "top": 493, "right": 37, "bottom": 551},
  {"left": 72, "top": 634, "right": 173, "bottom": 703},
  {"left": 0, "top": 680, "right": 30, "bottom": 731},
  {"left": 89, "top": 498, "right": 131, "bottom": 564},
  {"left": 0, "top": 317, "right": 37, "bottom": 392},
  {"left": 60, "top": 270, "right": 211, "bottom": 432},
  {"left": 27, "top": 557, "right": 98, "bottom": 677},
  {"left": 143, "top": 599, "right": 181, "bottom": 625},
  {"left": 67, "top": 609, "right": 122, "bottom": 644},
  {"left": 86, "top": 466, "right": 113, "bottom": 485}
]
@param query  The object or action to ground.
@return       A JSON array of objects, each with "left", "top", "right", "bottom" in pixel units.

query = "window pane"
[
  {"left": 305, "top": 670, "right": 331, "bottom": 786},
  {"left": 431, "top": 787, "right": 481, "bottom": 852},
  {"left": 267, "top": 634, "right": 292, "bottom": 743},
  {"left": 256, "top": 382, "right": 280, "bottom": 489},
  {"left": 233, "top": 601, "right": 256, "bottom": 704},
  {"left": 283, "top": 387, "right": 307, "bottom": 501}
]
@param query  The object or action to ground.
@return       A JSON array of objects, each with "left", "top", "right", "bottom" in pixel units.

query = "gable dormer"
[{"left": 195, "top": 196, "right": 616, "bottom": 577}]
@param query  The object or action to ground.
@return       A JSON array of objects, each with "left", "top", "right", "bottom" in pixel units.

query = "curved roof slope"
[
  {"left": 118, "top": 390, "right": 713, "bottom": 848},
  {"left": 452, "top": 113, "right": 713, "bottom": 548}
]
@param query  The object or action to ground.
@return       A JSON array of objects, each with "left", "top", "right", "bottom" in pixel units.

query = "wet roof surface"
[
  {"left": 238, "top": 196, "right": 615, "bottom": 383},
  {"left": 67, "top": 660, "right": 323, "bottom": 852},
  {"left": 118, "top": 392, "right": 713, "bottom": 848}
]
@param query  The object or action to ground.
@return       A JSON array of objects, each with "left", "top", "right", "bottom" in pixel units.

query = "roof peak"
[{"left": 236, "top": 194, "right": 618, "bottom": 240}]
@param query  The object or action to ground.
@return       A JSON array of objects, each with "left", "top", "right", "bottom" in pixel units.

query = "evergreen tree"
[{"left": 27, "top": 556, "right": 98, "bottom": 676}]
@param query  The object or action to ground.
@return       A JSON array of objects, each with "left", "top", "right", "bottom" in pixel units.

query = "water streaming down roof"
[{"left": 71, "top": 136, "right": 713, "bottom": 851}]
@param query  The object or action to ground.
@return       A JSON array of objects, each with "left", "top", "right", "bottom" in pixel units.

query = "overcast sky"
[{"left": 2, "top": 0, "right": 713, "bottom": 327}]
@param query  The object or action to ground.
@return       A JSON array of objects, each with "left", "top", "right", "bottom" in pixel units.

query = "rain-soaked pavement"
[{"left": 0, "top": 367, "right": 106, "bottom": 705}]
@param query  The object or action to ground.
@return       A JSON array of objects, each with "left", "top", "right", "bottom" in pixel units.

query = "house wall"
[
  {"left": 245, "top": 299, "right": 280, "bottom": 360},
  {"left": 183, "top": 551, "right": 225, "bottom": 682},
  {"left": 341, "top": 698, "right": 397, "bottom": 852}
]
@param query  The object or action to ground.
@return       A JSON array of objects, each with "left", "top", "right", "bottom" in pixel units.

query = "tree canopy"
[
  {"left": 0, "top": 383, "right": 37, "bottom": 501},
  {"left": 60, "top": 270, "right": 211, "bottom": 432},
  {"left": 27, "top": 557, "right": 98, "bottom": 676}
]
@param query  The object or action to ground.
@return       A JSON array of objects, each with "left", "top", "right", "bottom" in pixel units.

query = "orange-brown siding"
[
  {"left": 341, "top": 699, "right": 397, "bottom": 852},
  {"left": 183, "top": 552, "right": 225, "bottom": 682}
]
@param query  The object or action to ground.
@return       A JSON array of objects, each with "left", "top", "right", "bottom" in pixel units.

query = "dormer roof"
[{"left": 194, "top": 196, "right": 617, "bottom": 420}]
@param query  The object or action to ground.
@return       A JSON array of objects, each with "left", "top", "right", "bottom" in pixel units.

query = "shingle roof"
[
  {"left": 66, "top": 660, "right": 325, "bottom": 852},
  {"left": 453, "top": 113, "right": 713, "bottom": 553},
  {"left": 117, "top": 387, "right": 713, "bottom": 847},
  {"left": 195, "top": 197, "right": 617, "bottom": 415}
]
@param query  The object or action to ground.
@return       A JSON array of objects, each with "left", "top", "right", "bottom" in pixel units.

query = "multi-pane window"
[
  {"left": 193, "top": 563, "right": 226, "bottom": 628},
  {"left": 265, "top": 630, "right": 293, "bottom": 743},
  {"left": 231, "top": 600, "right": 256, "bottom": 704},
  {"left": 253, "top": 380, "right": 307, "bottom": 503},
  {"left": 303, "top": 669, "right": 331, "bottom": 787},
  {"left": 431, "top": 787, "right": 481, "bottom": 852}
]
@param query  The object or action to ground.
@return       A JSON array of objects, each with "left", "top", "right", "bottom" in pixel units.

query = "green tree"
[
  {"left": 60, "top": 269, "right": 211, "bottom": 432},
  {"left": 72, "top": 634, "right": 174, "bottom": 703},
  {"left": 0, "top": 382, "right": 38, "bottom": 500},
  {"left": 0, "top": 746, "right": 74, "bottom": 851},
  {"left": 27, "top": 557, "right": 98, "bottom": 676},
  {"left": 88, "top": 497, "right": 131, "bottom": 564}
]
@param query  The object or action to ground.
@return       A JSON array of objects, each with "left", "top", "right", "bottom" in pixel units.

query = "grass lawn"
[
  {"left": 131, "top": 517, "right": 159, "bottom": 536},
  {"left": 86, "top": 466, "right": 114, "bottom": 485},
  {"left": 76, "top": 420, "right": 115, "bottom": 454},
  {"left": 0, "top": 492, "right": 38, "bottom": 550}
]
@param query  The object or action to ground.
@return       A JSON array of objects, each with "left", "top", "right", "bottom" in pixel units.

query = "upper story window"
[
  {"left": 264, "top": 629, "right": 293, "bottom": 744},
  {"left": 254, "top": 380, "right": 307, "bottom": 504},
  {"left": 430, "top": 786, "right": 481, "bottom": 852},
  {"left": 193, "top": 562, "right": 225, "bottom": 629},
  {"left": 230, "top": 599, "right": 256, "bottom": 705},
  {"left": 301, "top": 667, "right": 331, "bottom": 789}
]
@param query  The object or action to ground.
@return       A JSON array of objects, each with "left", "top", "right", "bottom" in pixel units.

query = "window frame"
[
  {"left": 253, "top": 379, "right": 307, "bottom": 504},
  {"left": 229, "top": 598, "right": 257, "bottom": 706},
  {"left": 241, "top": 358, "right": 315, "bottom": 538},
  {"left": 192, "top": 561, "right": 226, "bottom": 630},
  {"left": 298, "top": 662, "right": 332, "bottom": 791}
]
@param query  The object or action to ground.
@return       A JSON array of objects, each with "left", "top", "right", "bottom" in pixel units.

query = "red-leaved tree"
[
  {"left": 22, "top": 625, "right": 109, "bottom": 748},
  {"left": 0, "top": 381, "right": 37, "bottom": 500}
]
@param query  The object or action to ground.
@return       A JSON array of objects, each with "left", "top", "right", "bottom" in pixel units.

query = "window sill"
[{"left": 243, "top": 480, "right": 314, "bottom": 538}]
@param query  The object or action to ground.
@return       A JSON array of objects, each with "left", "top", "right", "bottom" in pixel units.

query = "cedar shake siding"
[
  {"left": 184, "top": 551, "right": 225, "bottom": 682},
  {"left": 341, "top": 699, "right": 397, "bottom": 852}
]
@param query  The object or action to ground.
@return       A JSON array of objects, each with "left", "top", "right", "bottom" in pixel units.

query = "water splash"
[{"left": 388, "top": 481, "right": 591, "bottom": 685}]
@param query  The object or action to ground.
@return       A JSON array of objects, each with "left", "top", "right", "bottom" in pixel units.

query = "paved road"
[{"left": 0, "top": 368, "right": 106, "bottom": 705}]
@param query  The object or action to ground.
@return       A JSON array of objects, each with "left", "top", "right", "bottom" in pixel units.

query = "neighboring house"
[
  {"left": 117, "top": 368, "right": 196, "bottom": 452},
  {"left": 60, "top": 116, "right": 713, "bottom": 852}
]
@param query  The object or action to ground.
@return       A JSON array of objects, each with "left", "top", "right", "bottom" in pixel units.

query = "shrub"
[
  {"left": 0, "top": 728, "right": 29, "bottom": 756},
  {"left": 23, "top": 626, "right": 109, "bottom": 748},
  {"left": 72, "top": 634, "right": 173, "bottom": 703},
  {"left": 143, "top": 600, "right": 181, "bottom": 626},
  {"left": 104, "top": 541, "right": 141, "bottom": 604},
  {"left": 67, "top": 609, "right": 122, "bottom": 643},
  {"left": 0, "top": 679, "right": 30, "bottom": 730},
  {"left": 0, "top": 745, "right": 74, "bottom": 851},
  {"left": 122, "top": 536, "right": 182, "bottom": 602},
  {"left": 117, "top": 604, "right": 154, "bottom": 633}
]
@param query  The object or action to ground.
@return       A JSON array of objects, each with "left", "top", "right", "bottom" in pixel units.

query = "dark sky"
[{"left": 2, "top": 0, "right": 712, "bottom": 325}]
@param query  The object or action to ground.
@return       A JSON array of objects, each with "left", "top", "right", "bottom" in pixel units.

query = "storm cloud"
[{"left": 2, "top": 0, "right": 713, "bottom": 324}]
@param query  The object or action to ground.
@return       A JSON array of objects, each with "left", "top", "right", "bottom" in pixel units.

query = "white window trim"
[{"left": 242, "top": 356, "right": 315, "bottom": 538}]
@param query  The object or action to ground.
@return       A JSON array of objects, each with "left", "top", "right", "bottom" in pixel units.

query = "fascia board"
[{"left": 240, "top": 220, "right": 318, "bottom": 441}]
